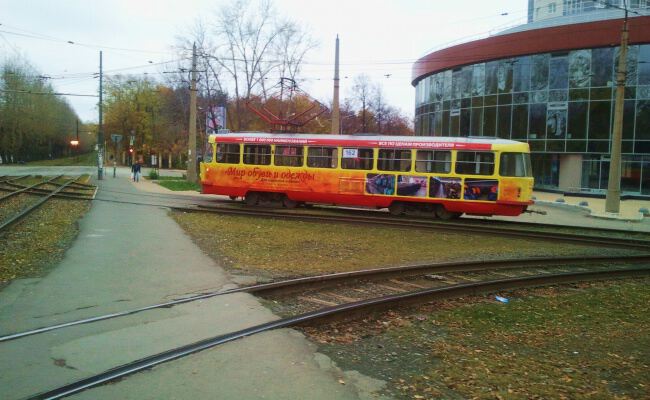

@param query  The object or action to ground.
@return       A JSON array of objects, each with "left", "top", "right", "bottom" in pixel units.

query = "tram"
[{"left": 199, "top": 133, "right": 534, "bottom": 218}]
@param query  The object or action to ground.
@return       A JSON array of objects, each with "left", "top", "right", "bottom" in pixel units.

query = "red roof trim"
[
  {"left": 412, "top": 16, "right": 650, "bottom": 85},
  {"left": 215, "top": 135, "right": 494, "bottom": 150}
]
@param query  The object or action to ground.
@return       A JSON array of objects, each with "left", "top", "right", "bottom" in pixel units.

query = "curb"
[{"left": 533, "top": 200, "right": 644, "bottom": 222}]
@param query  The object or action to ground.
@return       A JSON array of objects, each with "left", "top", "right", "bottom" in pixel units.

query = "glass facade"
[{"left": 414, "top": 44, "right": 650, "bottom": 194}]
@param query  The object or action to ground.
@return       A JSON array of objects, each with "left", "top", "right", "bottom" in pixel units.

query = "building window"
[{"left": 548, "top": 2, "right": 557, "bottom": 13}]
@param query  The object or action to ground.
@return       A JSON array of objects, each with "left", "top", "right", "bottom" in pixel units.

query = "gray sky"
[{"left": 1, "top": 0, "right": 527, "bottom": 124}]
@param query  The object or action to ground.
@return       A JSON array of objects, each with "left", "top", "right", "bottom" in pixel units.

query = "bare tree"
[
  {"left": 179, "top": 0, "right": 317, "bottom": 131},
  {"left": 370, "top": 82, "right": 387, "bottom": 134},
  {"left": 351, "top": 74, "right": 372, "bottom": 133}
]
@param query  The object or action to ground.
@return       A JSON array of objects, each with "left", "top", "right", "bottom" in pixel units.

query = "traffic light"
[{"left": 129, "top": 148, "right": 133, "bottom": 154}]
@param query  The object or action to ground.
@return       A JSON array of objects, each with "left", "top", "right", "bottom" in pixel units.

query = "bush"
[{"left": 148, "top": 169, "right": 160, "bottom": 180}]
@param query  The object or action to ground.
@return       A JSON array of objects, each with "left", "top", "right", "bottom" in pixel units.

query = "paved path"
[{"left": 0, "top": 167, "right": 381, "bottom": 400}]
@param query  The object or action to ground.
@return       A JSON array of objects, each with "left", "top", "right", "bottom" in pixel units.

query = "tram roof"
[{"left": 208, "top": 132, "right": 527, "bottom": 151}]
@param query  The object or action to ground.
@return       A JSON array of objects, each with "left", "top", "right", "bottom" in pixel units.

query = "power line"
[
  {"left": 0, "top": 89, "right": 99, "bottom": 97},
  {"left": 0, "top": 24, "right": 174, "bottom": 55}
]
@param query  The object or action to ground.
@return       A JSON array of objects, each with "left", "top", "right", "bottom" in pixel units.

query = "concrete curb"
[{"left": 533, "top": 200, "right": 644, "bottom": 222}]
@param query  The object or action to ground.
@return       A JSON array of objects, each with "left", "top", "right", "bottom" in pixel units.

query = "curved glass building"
[{"left": 412, "top": 1, "right": 650, "bottom": 195}]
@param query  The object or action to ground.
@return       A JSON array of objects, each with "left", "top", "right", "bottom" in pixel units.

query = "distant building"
[{"left": 413, "top": 1, "right": 650, "bottom": 195}]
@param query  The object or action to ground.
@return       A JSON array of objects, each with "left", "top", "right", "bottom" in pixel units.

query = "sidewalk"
[
  {"left": 0, "top": 168, "right": 380, "bottom": 400},
  {"left": 532, "top": 191, "right": 648, "bottom": 220}
]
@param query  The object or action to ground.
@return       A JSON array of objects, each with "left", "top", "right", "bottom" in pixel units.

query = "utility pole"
[
  {"left": 331, "top": 35, "right": 340, "bottom": 135},
  {"left": 605, "top": 3, "right": 628, "bottom": 214},
  {"left": 97, "top": 51, "right": 104, "bottom": 180},
  {"left": 187, "top": 43, "right": 198, "bottom": 183}
]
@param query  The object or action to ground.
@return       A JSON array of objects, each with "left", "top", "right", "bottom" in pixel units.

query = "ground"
[
  {"left": 304, "top": 279, "right": 650, "bottom": 400},
  {"left": 170, "top": 210, "right": 650, "bottom": 400},
  {"left": 170, "top": 211, "right": 634, "bottom": 279}
]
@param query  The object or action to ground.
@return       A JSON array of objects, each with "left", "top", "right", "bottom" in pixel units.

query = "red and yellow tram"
[{"left": 200, "top": 133, "right": 534, "bottom": 218}]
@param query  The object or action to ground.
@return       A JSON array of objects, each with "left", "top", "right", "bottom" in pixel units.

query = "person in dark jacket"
[{"left": 131, "top": 161, "right": 141, "bottom": 182}]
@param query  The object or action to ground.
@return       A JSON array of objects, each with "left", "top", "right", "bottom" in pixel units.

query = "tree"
[
  {"left": 344, "top": 75, "right": 413, "bottom": 136},
  {"left": 179, "top": 0, "right": 317, "bottom": 131},
  {"left": 0, "top": 56, "right": 80, "bottom": 163},
  {"left": 351, "top": 74, "right": 373, "bottom": 133}
]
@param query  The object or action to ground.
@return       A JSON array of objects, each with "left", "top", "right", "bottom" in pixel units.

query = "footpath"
[{"left": 0, "top": 167, "right": 383, "bottom": 400}]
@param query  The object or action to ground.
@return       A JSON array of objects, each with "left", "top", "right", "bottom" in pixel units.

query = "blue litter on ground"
[{"left": 495, "top": 295, "right": 509, "bottom": 303}]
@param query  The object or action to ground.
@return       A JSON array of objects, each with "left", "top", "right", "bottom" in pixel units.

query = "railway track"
[
  {"left": 0, "top": 175, "right": 95, "bottom": 233},
  {"left": 90, "top": 188, "right": 650, "bottom": 245},
  {"left": 3, "top": 254, "right": 649, "bottom": 343},
  {"left": 24, "top": 262, "right": 650, "bottom": 400},
  {"left": 181, "top": 203, "right": 650, "bottom": 250},
  {"left": 0, "top": 175, "right": 96, "bottom": 201},
  {"left": 1, "top": 181, "right": 96, "bottom": 201}
]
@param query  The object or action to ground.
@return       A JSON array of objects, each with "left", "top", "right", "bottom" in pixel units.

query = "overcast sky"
[{"left": 1, "top": 0, "right": 527, "bottom": 124}]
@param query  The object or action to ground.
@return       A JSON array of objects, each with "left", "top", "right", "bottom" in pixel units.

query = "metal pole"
[
  {"left": 331, "top": 35, "right": 340, "bottom": 135},
  {"left": 97, "top": 51, "right": 104, "bottom": 180},
  {"left": 187, "top": 43, "right": 198, "bottom": 183},
  {"left": 75, "top": 119, "right": 79, "bottom": 162},
  {"left": 605, "top": 7, "right": 628, "bottom": 214}
]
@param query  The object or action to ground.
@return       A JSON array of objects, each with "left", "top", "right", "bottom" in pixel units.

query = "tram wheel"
[
  {"left": 435, "top": 205, "right": 462, "bottom": 220},
  {"left": 388, "top": 202, "right": 405, "bottom": 216},
  {"left": 283, "top": 196, "right": 298, "bottom": 209},
  {"left": 245, "top": 192, "right": 259, "bottom": 206},
  {"left": 229, "top": 196, "right": 237, "bottom": 200}
]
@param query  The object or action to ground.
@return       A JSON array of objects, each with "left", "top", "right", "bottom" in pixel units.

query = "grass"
[
  {"left": 309, "top": 279, "right": 650, "bottom": 400},
  {"left": 0, "top": 199, "right": 91, "bottom": 284},
  {"left": 26, "top": 152, "right": 97, "bottom": 166},
  {"left": 169, "top": 212, "right": 632, "bottom": 279},
  {"left": 149, "top": 175, "right": 186, "bottom": 181},
  {"left": 156, "top": 179, "right": 201, "bottom": 191}
]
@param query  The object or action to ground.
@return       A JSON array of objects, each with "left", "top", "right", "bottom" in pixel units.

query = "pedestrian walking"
[{"left": 131, "top": 161, "right": 141, "bottom": 182}]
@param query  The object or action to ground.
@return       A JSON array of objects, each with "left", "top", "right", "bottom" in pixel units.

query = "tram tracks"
[
  {"left": 182, "top": 204, "right": 650, "bottom": 250},
  {"left": 22, "top": 258, "right": 650, "bottom": 399},
  {"left": 0, "top": 175, "right": 96, "bottom": 234},
  {"left": 92, "top": 188, "right": 650, "bottom": 246},
  {"left": 3, "top": 253, "right": 649, "bottom": 344}
]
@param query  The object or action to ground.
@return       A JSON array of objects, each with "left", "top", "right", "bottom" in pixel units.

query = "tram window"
[
  {"left": 378, "top": 149, "right": 411, "bottom": 172},
  {"left": 415, "top": 150, "right": 451, "bottom": 173},
  {"left": 455, "top": 151, "right": 495, "bottom": 175},
  {"left": 216, "top": 143, "right": 240, "bottom": 164},
  {"left": 500, "top": 152, "right": 533, "bottom": 177},
  {"left": 204, "top": 143, "right": 214, "bottom": 163},
  {"left": 243, "top": 144, "right": 271, "bottom": 165},
  {"left": 307, "top": 147, "right": 338, "bottom": 168},
  {"left": 274, "top": 146, "right": 304, "bottom": 167},
  {"left": 341, "top": 148, "right": 373, "bottom": 170}
]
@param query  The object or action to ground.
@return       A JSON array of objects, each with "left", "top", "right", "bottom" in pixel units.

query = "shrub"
[{"left": 148, "top": 169, "right": 160, "bottom": 180}]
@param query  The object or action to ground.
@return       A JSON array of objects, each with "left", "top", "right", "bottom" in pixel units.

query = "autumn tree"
[
  {"left": 344, "top": 74, "right": 413, "bottom": 136},
  {"left": 0, "top": 57, "right": 81, "bottom": 163}
]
